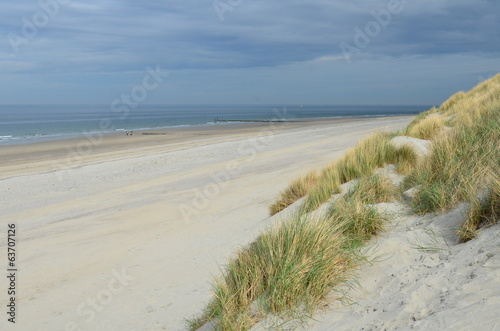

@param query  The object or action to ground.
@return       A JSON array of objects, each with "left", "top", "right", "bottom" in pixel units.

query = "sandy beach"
[
  {"left": 0, "top": 117, "right": 413, "bottom": 330},
  {"left": 2, "top": 0, "right": 497, "bottom": 329}
]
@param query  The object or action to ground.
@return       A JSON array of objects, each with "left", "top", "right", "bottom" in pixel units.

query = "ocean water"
[{"left": 0, "top": 104, "right": 429, "bottom": 145}]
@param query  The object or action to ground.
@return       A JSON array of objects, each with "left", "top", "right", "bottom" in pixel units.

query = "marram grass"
[
  {"left": 187, "top": 215, "right": 355, "bottom": 330},
  {"left": 301, "top": 166, "right": 341, "bottom": 213},
  {"left": 300, "top": 132, "right": 418, "bottom": 214},
  {"left": 344, "top": 174, "right": 399, "bottom": 205},
  {"left": 407, "top": 114, "right": 445, "bottom": 140},
  {"left": 405, "top": 75, "right": 500, "bottom": 216},
  {"left": 405, "top": 106, "right": 439, "bottom": 132},
  {"left": 327, "top": 200, "right": 387, "bottom": 250},
  {"left": 459, "top": 176, "right": 500, "bottom": 242},
  {"left": 269, "top": 171, "right": 318, "bottom": 216}
]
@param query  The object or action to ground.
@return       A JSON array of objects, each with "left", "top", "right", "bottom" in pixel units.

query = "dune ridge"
[{"left": 192, "top": 74, "right": 500, "bottom": 331}]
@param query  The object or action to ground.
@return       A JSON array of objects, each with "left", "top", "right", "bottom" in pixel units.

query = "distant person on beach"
[{"left": 126, "top": 131, "right": 129, "bottom": 136}]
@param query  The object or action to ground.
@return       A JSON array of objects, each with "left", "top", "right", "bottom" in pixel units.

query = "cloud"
[
  {"left": 0, "top": 0, "right": 498, "bottom": 74},
  {"left": 0, "top": 0, "right": 498, "bottom": 104}
]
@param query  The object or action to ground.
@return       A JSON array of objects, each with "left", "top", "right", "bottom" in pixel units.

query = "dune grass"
[
  {"left": 405, "top": 106, "right": 439, "bottom": 132},
  {"left": 300, "top": 133, "right": 417, "bottom": 213},
  {"left": 190, "top": 74, "right": 500, "bottom": 330},
  {"left": 458, "top": 174, "right": 500, "bottom": 242},
  {"left": 439, "top": 91, "right": 466, "bottom": 112},
  {"left": 325, "top": 174, "right": 395, "bottom": 250},
  {"left": 391, "top": 144, "right": 418, "bottom": 175},
  {"left": 188, "top": 193, "right": 390, "bottom": 331},
  {"left": 300, "top": 166, "right": 341, "bottom": 213},
  {"left": 327, "top": 200, "right": 388, "bottom": 251},
  {"left": 335, "top": 132, "right": 395, "bottom": 183},
  {"left": 187, "top": 215, "right": 355, "bottom": 330},
  {"left": 269, "top": 171, "right": 318, "bottom": 216},
  {"left": 407, "top": 114, "right": 446, "bottom": 140},
  {"left": 404, "top": 76, "right": 500, "bottom": 216},
  {"left": 344, "top": 174, "right": 399, "bottom": 205}
]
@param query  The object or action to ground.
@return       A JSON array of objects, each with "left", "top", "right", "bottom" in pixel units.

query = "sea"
[{"left": 0, "top": 104, "right": 430, "bottom": 145}]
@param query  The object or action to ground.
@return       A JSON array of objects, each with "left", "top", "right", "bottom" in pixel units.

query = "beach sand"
[
  {"left": 0, "top": 117, "right": 413, "bottom": 331},
  {"left": 300, "top": 202, "right": 500, "bottom": 331}
]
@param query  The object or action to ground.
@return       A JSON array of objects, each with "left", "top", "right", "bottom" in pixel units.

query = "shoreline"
[
  {"left": 0, "top": 116, "right": 412, "bottom": 180},
  {"left": 0, "top": 103, "right": 429, "bottom": 147},
  {"left": 0, "top": 114, "right": 417, "bottom": 148}
]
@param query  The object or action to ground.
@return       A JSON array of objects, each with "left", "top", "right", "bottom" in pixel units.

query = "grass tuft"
[
  {"left": 344, "top": 174, "right": 399, "bottom": 205},
  {"left": 335, "top": 132, "right": 393, "bottom": 183},
  {"left": 301, "top": 132, "right": 415, "bottom": 213},
  {"left": 407, "top": 114, "right": 445, "bottom": 140},
  {"left": 390, "top": 144, "right": 418, "bottom": 174},
  {"left": 187, "top": 215, "right": 355, "bottom": 330},
  {"left": 439, "top": 91, "right": 466, "bottom": 113},
  {"left": 327, "top": 200, "right": 387, "bottom": 250},
  {"left": 405, "top": 106, "right": 439, "bottom": 132},
  {"left": 301, "top": 167, "right": 341, "bottom": 213},
  {"left": 459, "top": 176, "right": 500, "bottom": 242},
  {"left": 269, "top": 171, "right": 318, "bottom": 215}
]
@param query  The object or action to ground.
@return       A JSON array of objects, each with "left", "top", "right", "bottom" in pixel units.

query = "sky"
[{"left": 0, "top": 0, "right": 499, "bottom": 105}]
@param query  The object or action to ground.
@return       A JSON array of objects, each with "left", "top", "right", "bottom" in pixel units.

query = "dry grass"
[
  {"left": 301, "top": 167, "right": 341, "bottom": 213},
  {"left": 407, "top": 114, "right": 445, "bottom": 140},
  {"left": 270, "top": 129, "right": 420, "bottom": 215},
  {"left": 459, "top": 175, "right": 500, "bottom": 242},
  {"left": 391, "top": 144, "right": 418, "bottom": 175},
  {"left": 344, "top": 174, "right": 399, "bottom": 205},
  {"left": 405, "top": 106, "right": 439, "bottom": 133},
  {"left": 404, "top": 74, "right": 500, "bottom": 218},
  {"left": 439, "top": 91, "right": 466, "bottom": 113},
  {"left": 304, "top": 131, "right": 390, "bottom": 212},
  {"left": 269, "top": 171, "right": 318, "bottom": 216},
  {"left": 301, "top": 132, "right": 415, "bottom": 213}
]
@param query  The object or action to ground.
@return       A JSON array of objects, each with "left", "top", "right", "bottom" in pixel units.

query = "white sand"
[
  {"left": 298, "top": 203, "right": 500, "bottom": 331},
  {"left": 0, "top": 117, "right": 412, "bottom": 331}
]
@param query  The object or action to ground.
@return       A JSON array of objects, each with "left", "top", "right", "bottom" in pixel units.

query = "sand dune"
[{"left": 251, "top": 202, "right": 500, "bottom": 331}]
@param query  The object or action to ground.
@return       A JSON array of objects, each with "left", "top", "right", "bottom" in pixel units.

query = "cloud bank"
[{"left": 0, "top": 0, "right": 498, "bottom": 104}]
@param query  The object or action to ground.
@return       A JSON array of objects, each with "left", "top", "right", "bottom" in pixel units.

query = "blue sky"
[{"left": 0, "top": 0, "right": 498, "bottom": 105}]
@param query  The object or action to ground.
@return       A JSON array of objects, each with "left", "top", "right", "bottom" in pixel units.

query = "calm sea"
[{"left": 0, "top": 104, "right": 429, "bottom": 145}]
